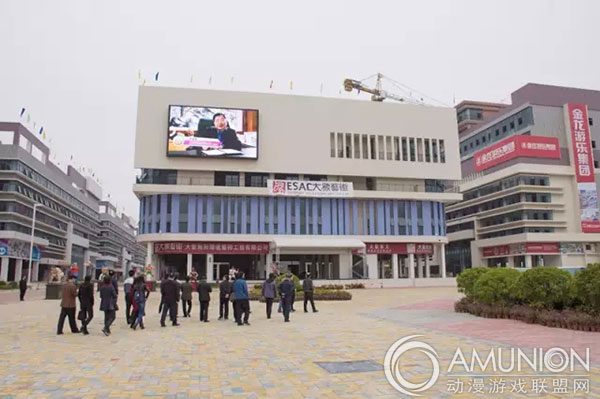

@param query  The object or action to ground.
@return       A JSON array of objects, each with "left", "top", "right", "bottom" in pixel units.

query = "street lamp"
[{"left": 27, "top": 203, "right": 43, "bottom": 284}]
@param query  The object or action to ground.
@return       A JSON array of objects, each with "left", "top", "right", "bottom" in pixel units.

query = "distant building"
[
  {"left": 0, "top": 122, "right": 144, "bottom": 282},
  {"left": 455, "top": 100, "right": 506, "bottom": 137},
  {"left": 447, "top": 84, "right": 600, "bottom": 274}
]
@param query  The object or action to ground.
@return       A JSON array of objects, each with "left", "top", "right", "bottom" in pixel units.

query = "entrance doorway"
[
  {"left": 278, "top": 254, "right": 339, "bottom": 279},
  {"left": 213, "top": 254, "right": 263, "bottom": 280}
]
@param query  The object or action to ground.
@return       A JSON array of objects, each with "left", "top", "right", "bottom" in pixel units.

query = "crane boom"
[{"left": 343, "top": 73, "right": 416, "bottom": 103}]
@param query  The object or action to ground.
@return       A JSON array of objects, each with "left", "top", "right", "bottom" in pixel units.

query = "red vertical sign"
[{"left": 567, "top": 103, "right": 600, "bottom": 233}]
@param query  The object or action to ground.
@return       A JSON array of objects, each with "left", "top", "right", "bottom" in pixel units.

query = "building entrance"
[{"left": 277, "top": 254, "right": 339, "bottom": 279}]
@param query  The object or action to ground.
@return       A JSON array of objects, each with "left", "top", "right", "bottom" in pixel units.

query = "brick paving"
[{"left": 0, "top": 286, "right": 598, "bottom": 398}]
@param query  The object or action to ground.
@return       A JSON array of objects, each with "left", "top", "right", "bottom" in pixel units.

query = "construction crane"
[{"left": 343, "top": 73, "right": 421, "bottom": 104}]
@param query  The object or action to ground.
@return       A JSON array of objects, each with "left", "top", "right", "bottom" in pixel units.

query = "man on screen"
[{"left": 195, "top": 113, "right": 242, "bottom": 151}]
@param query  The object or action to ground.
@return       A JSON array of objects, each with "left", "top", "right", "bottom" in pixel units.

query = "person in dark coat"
[
  {"left": 57, "top": 275, "right": 80, "bottom": 334},
  {"left": 123, "top": 269, "right": 135, "bottom": 324},
  {"left": 158, "top": 273, "right": 168, "bottom": 314},
  {"left": 232, "top": 272, "right": 250, "bottom": 326},
  {"left": 197, "top": 276, "right": 212, "bottom": 322},
  {"left": 180, "top": 276, "right": 193, "bottom": 318},
  {"left": 218, "top": 275, "right": 232, "bottom": 320},
  {"left": 302, "top": 273, "right": 318, "bottom": 313},
  {"left": 160, "top": 273, "right": 180, "bottom": 327},
  {"left": 131, "top": 276, "right": 150, "bottom": 330},
  {"left": 77, "top": 275, "right": 94, "bottom": 335},
  {"left": 99, "top": 275, "right": 117, "bottom": 336},
  {"left": 19, "top": 276, "right": 27, "bottom": 301},
  {"left": 261, "top": 273, "right": 277, "bottom": 319},
  {"left": 279, "top": 273, "right": 295, "bottom": 323}
]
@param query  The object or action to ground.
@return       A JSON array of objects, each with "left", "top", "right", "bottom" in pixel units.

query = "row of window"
[
  {"left": 459, "top": 107, "right": 534, "bottom": 157},
  {"left": 462, "top": 174, "right": 549, "bottom": 202},
  {"left": 480, "top": 210, "right": 553, "bottom": 228},
  {"left": 480, "top": 227, "right": 555, "bottom": 240},
  {"left": 330, "top": 132, "right": 447, "bottom": 163},
  {"left": 447, "top": 192, "right": 551, "bottom": 221},
  {"left": 140, "top": 195, "right": 446, "bottom": 237},
  {"left": 457, "top": 108, "right": 483, "bottom": 123}
]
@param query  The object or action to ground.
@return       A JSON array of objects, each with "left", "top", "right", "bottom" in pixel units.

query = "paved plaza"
[{"left": 0, "top": 286, "right": 599, "bottom": 398}]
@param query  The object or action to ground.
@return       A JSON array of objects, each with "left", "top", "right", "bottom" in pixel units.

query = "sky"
[{"left": 1, "top": 0, "right": 599, "bottom": 219}]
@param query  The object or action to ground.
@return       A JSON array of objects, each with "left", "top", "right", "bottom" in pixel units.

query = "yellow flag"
[
  {"left": 290, "top": 81, "right": 293, "bottom": 90},
  {"left": 137, "top": 69, "right": 141, "bottom": 80}
]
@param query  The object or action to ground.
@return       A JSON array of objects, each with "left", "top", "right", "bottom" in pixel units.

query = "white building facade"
[{"left": 134, "top": 86, "right": 462, "bottom": 283}]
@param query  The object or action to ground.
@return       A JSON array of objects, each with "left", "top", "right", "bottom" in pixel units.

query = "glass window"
[
  {"left": 245, "top": 173, "right": 269, "bottom": 187},
  {"left": 0, "top": 131, "right": 14, "bottom": 145},
  {"left": 409, "top": 138, "right": 416, "bottom": 161},
  {"left": 345, "top": 133, "right": 352, "bottom": 158},
  {"left": 215, "top": 172, "right": 240, "bottom": 186},
  {"left": 337, "top": 133, "right": 344, "bottom": 158},
  {"left": 394, "top": 137, "right": 400, "bottom": 161},
  {"left": 330, "top": 132, "right": 335, "bottom": 158},
  {"left": 432, "top": 139, "right": 439, "bottom": 163},
  {"left": 370, "top": 135, "right": 376, "bottom": 159},
  {"left": 424, "top": 139, "right": 431, "bottom": 162},
  {"left": 385, "top": 136, "right": 392, "bottom": 160},
  {"left": 362, "top": 135, "right": 368, "bottom": 159},
  {"left": 378, "top": 135, "right": 384, "bottom": 160},
  {"left": 402, "top": 137, "right": 408, "bottom": 161},
  {"left": 274, "top": 174, "right": 299, "bottom": 181},
  {"left": 416, "top": 138, "right": 423, "bottom": 162},
  {"left": 354, "top": 134, "right": 361, "bottom": 158},
  {"left": 439, "top": 140, "right": 445, "bottom": 163}
]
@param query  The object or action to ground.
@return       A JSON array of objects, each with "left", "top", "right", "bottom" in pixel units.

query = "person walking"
[
  {"left": 131, "top": 276, "right": 150, "bottom": 330},
  {"left": 232, "top": 272, "right": 250, "bottom": 326},
  {"left": 19, "top": 276, "right": 27, "bottom": 301},
  {"left": 302, "top": 273, "right": 318, "bottom": 313},
  {"left": 262, "top": 273, "right": 277, "bottom": 319},
  {"left": 218, "top": 275, "right": 232, "bottom": 320},
  {"left": 279, "top": 273, "right": 295, "bottom": 323},
  {"left": 197, "top": 275, "right": 212, "bottom": 322},
  {"left": 123, "top": 270, "right": 135, "bottom": 324},
  {"left": 160, "top": 273, "right": 180, "bottom": 327},
  {"left": 158, "top": 273, "right": 168, "bottom": 314},
  {"left": 57, "top": 275, "right": 80, "bottom": 334},
  {"left": 77, "top": 275, "right": 94, "bottom": 335},
  {"left": 180, "top": 276, "right": 193, "bottom": 318},
  {"left": 99, "top": 275, "right": 117, "bottom": 336}
]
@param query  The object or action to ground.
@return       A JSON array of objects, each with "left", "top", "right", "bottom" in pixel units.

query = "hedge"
[
  {"left": 456, "top": 268, "right": 490, "bottom": 300},
  {"left": 515, "top": 267, "right": 572, "bottom": 310},
  {"left": 573, "top": 263, "right": 600, "bottom": 313},
  {"left": 249, "top": 288, "right": 351, "bottom": 301},
  {"left": 0, "top": 281, "right": 18, "bottom": 290},
  {"left": 472, "top": 268, "right": 520, "bottom": 305}
]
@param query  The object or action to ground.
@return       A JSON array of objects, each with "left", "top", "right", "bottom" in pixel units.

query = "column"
[
  {"left": 408, "top": 253, "right": 415, "bottom": 283},
  {"left": 338, "top": 252, "right": 352, "bottom": 279},
  {"left": 525, "top": 255, "right": 533, "bottom": 269},
  {"left": 206, "top": 253, "right": 214, "bottom": 281},
  {"left": 440, "top": 244, "right": 447, "bottom": 278},
  {"left": 392, "top": 254, "right": 399, "bottom": 279},
  {"left": 32, "top": 261, "right": 39, "bottom": 282},
  {"left": 366, "top": 254, "right": 378, "bottom": 279},
  {"left": 15, "top": 259, "right": 23, "bottom": 281},
  {"left": 417, "top": 256, "right": 423, "bottom": 278},
  {"left": 145, "top": 242, "right": 153, "bottom": 266},
  {"left": 0, "top": 257, "right": 8, "bottom": 281},
  {"left": 186, "top": 253, "right": 193, "bottom": 277},
  {"left": 425, "top": 256, "right": 430, "bottom": 278},
  {"left": 507, "top": 256, "right": 515, "bottom": 268},
  {"left": 83, "top": 250, "right": 90, "bottom": 278}
]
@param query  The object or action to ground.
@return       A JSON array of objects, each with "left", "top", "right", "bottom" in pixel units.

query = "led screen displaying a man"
[{"left": 196, "top": 113, "right": 242, "bottom": 151}]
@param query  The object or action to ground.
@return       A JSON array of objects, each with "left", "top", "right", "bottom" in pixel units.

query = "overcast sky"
[{"left": 1, "top": 0, "right": 599, "bottom": 218}]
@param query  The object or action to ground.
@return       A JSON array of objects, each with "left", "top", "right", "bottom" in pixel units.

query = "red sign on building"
[
  {"left": 482, "top": 245, "right": 510, "bottom": 258},
  {"left": 567, "top": 103, "right": 600, "bottom": 233},
  {"left": 362, "top": 243, "right": 434, "bottom": 255},
  {"left": 154, "top": 241, "right": 270, "bottom": 255},
  {"left": 474, "top": 135, "right": 561, "bottom": 172},
  {"left": 525, "top": 242, "right": 559, "bottom": 254}
]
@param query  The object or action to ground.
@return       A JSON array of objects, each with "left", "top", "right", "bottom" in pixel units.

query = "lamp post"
[{"left": 27, "top": 203, "right": 42, "bottom": 284}]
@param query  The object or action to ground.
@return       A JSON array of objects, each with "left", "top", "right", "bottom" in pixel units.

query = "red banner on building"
[
  {"left": 567, "top": 103, "right": 600, "bottom": 233},
  {"left": 482, "top": 245, "right": 510, "bottom": 258},
  {"left": 526, "top": 242, "right": 559, "bottom": 254},
  {"left": 154, "top": 241, "right": 270, "bottom": 255},
  {"left": 361, "top": 243, "right": 434, "bottom": 255},
  {"left": 474, "top": 135, "right": 561, "bottom": 172}
]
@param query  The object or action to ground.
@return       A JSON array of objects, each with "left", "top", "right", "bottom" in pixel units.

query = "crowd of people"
[{"left": 54, "top": 267, "right": 319, "bottom": 336}]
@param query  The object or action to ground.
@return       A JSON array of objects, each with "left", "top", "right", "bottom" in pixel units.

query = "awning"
[{"left": 271, "top": 237, "right": 365, "bottom": 250}]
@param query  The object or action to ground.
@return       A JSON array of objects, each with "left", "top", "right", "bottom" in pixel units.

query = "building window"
[
  {"left": 424, "top": 138, "right": 431, "bottom": 162},
  {"left": 370, "top": 135, "right": 376, "bottom": 160},
  {"left": 589, "top": 117, "right": 594, "bottom": 126},
  {"left": 304, "top": 174, "right": 327, "bottom": 181},
  {"left": 432, "top": 139, "right": 439, "bottom": 163},
  {"left": 495, "top": 129, "right": 500, "bottom": 136},
  {"left": 402, "top": 137, "right": 408, "bottom": 161},
  {"left": 274, "top": 174, "right": 299, "bottom": 181},
  {"left": 362, "top": 135, "right": 369, "bottom": 159},
  {"left": 215, "top": 172, "right": 240, "bottom": 186},
  {"left": 502, "top": 125, "right": 507, "bottom": 133},
  {"left": 416, "top": 138, "right": 423, "bottom": 162},
  {"left": 592, "top": 140, "right": 596, "bottom": 149},
  {"left": 245, "top": 173, "right": 269, "bottom": 187},
  {"left": 510, "top": 121, "right": 515, "bottom": 130},
  {"left": 518, "top": 117, "right": 523, "bottom": 126},
  {"left": 475, "top": 139, "right": 479, "bottom": 146},
  {"left": 378, "top": 135, "right": 384, "bottom": 160},
  {"left": 595, "top": 160, "right": 599, "bottom": 169},
  {"left": 345, "top": 133, "right": 352, "bottom": 158},
  {"left": 330, "top": 133, "right": 335, "bottom": 158},
  {"left": 393, "top": 137, "right": 400, "bottom": 161},
  {"left": 470, "top": 142, "right": 473, "bottom": 149},
  {"left": 409, "top": 138, "right": 416, "bottom": 162},
  {"left": 439, "top": 140, "right": 446, "bottom": 163},
  {"left": 337, "top": 133, "right": 344, "bottom": 158},
  {"left": 385, "top": 136, "right": 392, "bottom": 160},
  {"left": 354, "top": 134, "right": 361, "bottom": 158}
]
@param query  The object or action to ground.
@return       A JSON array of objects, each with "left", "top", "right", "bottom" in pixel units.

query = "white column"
[
  {"left": 339, "top": 252, "right": 352, "bottom": 279},
  {"left": 525, "top": 255, "right": 533, "bottom": 269},
  {"left": 417, "top": 256, "right": 423, "bottom": 278},
  {"left": 507, "top": 256, "right": 515, "bottom": 268},
  {"left": 366, "top": 254, "right": 378, "bottom": 279},
  {"left": 186, "top": 253, "right": 193, "bottom": 277},
  {"left": 65, "top": 223, "right": 73, "bottom": 264},
  {"left": 440, "top": 244, "right": 447, "bottom": 278},
  {"left": 408, "top": 253, "right": 415, "bottom": 284},
  {"left": 15, "top": 259, "right": 23, "bottom": 281},
  {"left": 145, "top": 242, "right": 153, "bottom": 266},
  {"left": 392, "top": 254, "right": 399, "bottom": 279},
  {"left": 83, "top": 250, "right": 90, "bottom": 278},
  {"left": 425, "top": 256, "right": 430, "bottom": 278},
  {"left": 32, "top": 261, "right": 39, "bottom": 282},
  {"left": 0, "top": 257, "right": 8, "bottom": 281},
  {"left": 206, "top": 253, "right": 214, "bottom": 281}
]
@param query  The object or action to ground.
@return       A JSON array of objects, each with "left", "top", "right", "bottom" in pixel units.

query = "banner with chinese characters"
[
  {"left": 359, "top": 243, "right": 434, "bottom": 255},
  {"left": 154, "top": 241, "right": 270, "bottom": 255},
  {"left": 267, "top": 179, "right": 353, "bottom": 197},
  {"left": 473, "top": 135, "right": 561, "bottom": 172},
  {"left": 566, "top": 103, "right": 600, "bottom": 233}
]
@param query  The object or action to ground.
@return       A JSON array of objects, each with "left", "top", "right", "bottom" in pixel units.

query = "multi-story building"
[
  {"left": 456, "top": 100, "right": 506, "bottom": 136},
  {"left": 446, "top": 83, "right": 600, "bottom": 273},
  {"left": 0, "top": 122, "right": 144, "bottom": 282},
  {"left": 134, "top": 86, "right": 462, "bottom": 284}
]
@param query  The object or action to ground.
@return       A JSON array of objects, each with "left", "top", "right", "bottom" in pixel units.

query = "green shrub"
[
  {"left": 516, "top": 267, "right": 572, "bottom": 310},
  {"left": 7, "top": 281, "right": 18, "bottom": 289},
  {"left": 472, "top": 268, "right": 520, "bottom": 305},
  {"left": 573, "top": 263, "right": 600, "bottom": 313},
  {"left": 345, "top": 283, "right": 365, "bottom": 289},
  {"left": 319, "top": 284, "right": 345, "bottom": 290},
  {"left": 0, "top": 281, "right": 6, "bottom": 287},
  {"left": 275, "top": 273, "right": 302, "bottom": 292},
  {"left": 456, "top": 268, "right": 490, "bottom": 300}
]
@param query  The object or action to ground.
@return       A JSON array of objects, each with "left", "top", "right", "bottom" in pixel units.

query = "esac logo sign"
[{"left": 384, "top": 336, "right": 591, "bottom": 397}]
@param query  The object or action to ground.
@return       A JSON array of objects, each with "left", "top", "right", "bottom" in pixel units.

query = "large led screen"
[{"left": 167, "top": 105, "right": 258, "bottom": 158}]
